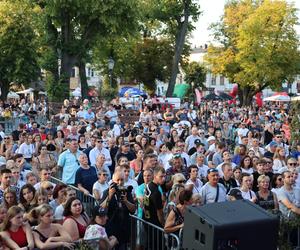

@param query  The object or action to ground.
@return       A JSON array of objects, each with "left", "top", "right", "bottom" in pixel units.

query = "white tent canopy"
[
  {"left": 263, "top": 95, "right": 290, "bottom": 102},
  {"left": 7, "top": 91, "right": 20, "bottom": 99},
  {"left": 291, "top": 95, "right": 300, "bottom": 102},
  {"left": 16, "top": 88, "right": 34, "bottom": 94},
  {"left": 72, "top": 88, "right": 82, "bottom": 97}
]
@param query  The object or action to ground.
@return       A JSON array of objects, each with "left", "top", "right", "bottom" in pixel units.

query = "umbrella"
[
  {"left": 203, "top": 93, "right": 224, "bottom": 101},
  {"left": 119, "top": 86, "right": 146, "bottom": 97},
  {"left": 7, "top": 91, "right": 20, "bottom": 99},
  {"left": 218, "top": 92, "right": 233, "bottom": 100}
]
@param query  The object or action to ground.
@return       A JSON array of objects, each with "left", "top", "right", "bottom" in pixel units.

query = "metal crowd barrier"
[
  {"left": 129, "top": 214, "right": 180, "bottom": 250},
  {"left": 0, "top": 115, "right": 48, "bottom": 133},
  {"left": 50, "top": 176, "right": 97, "bottom": 217}
]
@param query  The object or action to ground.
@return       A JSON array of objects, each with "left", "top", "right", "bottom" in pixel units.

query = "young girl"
[
  {"left": 19, "top": 184, "right": 37, "bottom": 213},
  {"left": 31, "top": 204, "right": 73, "bottom": 249},
  {"left": 0, "top": 206, "right": 35, "bottom": 249},
  {"left": 3, "top": 188, "right": 18, "bottom": 209}
]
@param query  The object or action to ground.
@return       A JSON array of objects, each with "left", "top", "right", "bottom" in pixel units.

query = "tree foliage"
[
  {"left": 0, "top": 0, "right": 40, "bottom": 100},
  {"left": 206, "top": 0, "right": 300, "bottom": 106},
  {"left": 183, "top": 61, "right": 206, "bottom": 90}
]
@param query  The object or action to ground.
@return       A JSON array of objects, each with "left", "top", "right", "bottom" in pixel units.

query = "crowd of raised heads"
[{"left": 0, "top": 95, "right": 298, "bottom": 249}]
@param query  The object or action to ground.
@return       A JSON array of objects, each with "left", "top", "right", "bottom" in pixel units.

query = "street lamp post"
[{"left": 108, "top": 57, "right": 115, "bottom": 88}]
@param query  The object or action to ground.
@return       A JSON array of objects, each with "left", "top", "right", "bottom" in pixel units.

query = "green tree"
[
  {"left": 206, "top": 0, "right": 300, "bottom": 106},
  {"left": 35, "top": 0, "right": 139, "bottom": 100},
  {"left": 0, "top": 0, "right": 40, "bottom": 100},
  {"left": 152, "top": 0, "right": 201, "bottom": 97},
  {"left": 184, "top": 61, "right": 206, "bottom": 92}
]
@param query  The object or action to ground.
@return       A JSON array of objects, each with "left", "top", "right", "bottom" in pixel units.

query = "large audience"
[{"left": 0, "top": 95, "right": 299, "bottom": 249}]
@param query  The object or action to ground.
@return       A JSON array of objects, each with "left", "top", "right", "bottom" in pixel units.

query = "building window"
[
  {"left": 211, "top": 74, "right": 216, "bottom": 86},
  {"left": 87, "top": 68, "right": 94, "bottom": 77},
  {"left": 220, "top": 76, "right": 225, "bottom": 85}
]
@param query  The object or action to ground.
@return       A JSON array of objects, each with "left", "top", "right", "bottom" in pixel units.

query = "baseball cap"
[
  {"left": 269, "top": 141, "right": 278, "bottom": 147},
  {"left": 92, "top": 206, "right": 108, "bottom": 218},
  {"left": 207, "top": 136, "right": 216, "bottom": 142},
  {"left": 228, "top": 188, "right": 243, "bottom": 200},
  {"left": 194, "top": 139, "right": 201, "bottom": 145}
]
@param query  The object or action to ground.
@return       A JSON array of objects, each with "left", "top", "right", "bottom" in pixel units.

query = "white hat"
[{"left": 207, "top": 136, "right": 216, "bottom": 142}]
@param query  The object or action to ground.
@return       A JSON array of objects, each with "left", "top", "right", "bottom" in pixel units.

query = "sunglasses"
[
  {"left": 173, "top": 154, "right": 181, "bottom": 159},
  {"left": 99, "top": 173, "right": 108, "bottom": 176},
  {"left": 46, "top": 186, "right": 53, "bottom": 190},
  {"left": 277, "top": 178, "right": 283, "bottom": 181},
  {"left": 288, "top": 163, "right": 297, "bottom": 166},
  {"left": 97, "top": 140, "right": 102, "bottom": 143}
]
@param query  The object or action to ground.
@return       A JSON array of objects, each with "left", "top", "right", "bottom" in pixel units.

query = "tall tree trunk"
[
  {"left": 60, "top": 11, "right": 76, "bottom": 100},
  {"left": 0, "top": 81, "right": 9, "bottom": 101},
  {"left": 79, "top": 60, "right": 88, "bottom": 100},
  {"left": 166, "top": 0, "right": 190, "bottom": 97},
  {"left": 238, "top": 85, "right": 254, "bottom": 107}
]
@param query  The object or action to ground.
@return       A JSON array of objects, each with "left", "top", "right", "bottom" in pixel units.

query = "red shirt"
[{"left": 8, "top": 226, "right": 28, "bottom": 247}]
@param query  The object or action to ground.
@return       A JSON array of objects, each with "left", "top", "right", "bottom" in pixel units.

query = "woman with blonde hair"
[
  {"left": 255, "top": 175, "right": 279, "bottom": 211},
  {"left": 3, "top": 188, "right": 18, "bottom": 209},
  {"left": 273, "top": 146, "right": 287, "bottom": 173},
  {"left": 0, "top": 206, "right": 35, "bottom": 249},
  {"left": 31, "top": 204, "right": 73, "bottom": 249}
]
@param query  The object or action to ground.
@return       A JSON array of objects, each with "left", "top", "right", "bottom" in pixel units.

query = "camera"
[{"left": 110, "top": 183, "right": 133, "bottom": 201}]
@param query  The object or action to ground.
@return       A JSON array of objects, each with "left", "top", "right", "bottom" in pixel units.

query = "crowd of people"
[{"left": 0, "top": 95, "right": 299, "bottom": 249}]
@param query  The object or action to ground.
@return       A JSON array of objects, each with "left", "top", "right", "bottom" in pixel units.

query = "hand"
[
  {"left": 109, "top": 235, "right": 119, "bottom": 245},
  {"left": 108, "top": 186, "right": 116, "bottom": 200},
  {"left": 62, "top": 242, "right": 75, "bottom": 249},
  {"left": 83, "top": 190, "right": 90, "bottom": 196}
]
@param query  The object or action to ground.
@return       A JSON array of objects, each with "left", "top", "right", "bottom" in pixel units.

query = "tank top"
[
  {"left": 256, "top": 191, "right": 275, "bottom": 210},
  {"left": 8, "top": 226, "right": 28, "bottom": 247},
  {"left": 64, "top": 216, "right": 87, "bottom": 239}
]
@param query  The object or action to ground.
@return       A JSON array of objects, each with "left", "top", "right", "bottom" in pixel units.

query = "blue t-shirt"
[{"left": 75, "top": 166, "right": 98, "bottom": 194}]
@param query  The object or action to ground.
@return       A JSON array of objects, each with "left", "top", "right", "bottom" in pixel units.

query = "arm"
[
  {"left": 157, "top": 209, "right": 165, "bottom": 227},
  {"left": 164, "top": 209, "right": 183, "bottom": 234},
  {"left": 62, "top": 218, "right": 80, "bottom": 241},
  {"left": 24, "top": 223, "right": 35, "bottom": 249},
  {"left": 273, "top": 192, "right": 279, "bottom": 210},
  {"left": 33, "top": 231, "right": 69, "bottom": 250},
  {"left": 281, "top": 198, "right": 300, "bottom": 215},
  {"left": 77, "top": 183, "right": 90, "bottom": 195},
  {"left": 47, "top": 224, "right": 72, "bottom": 242},
  {"left": 0, "top": 231, "right": 21, "bottom": 249},
  {"left": 121, "top": 194, "right": 136, "bottom": 213}
]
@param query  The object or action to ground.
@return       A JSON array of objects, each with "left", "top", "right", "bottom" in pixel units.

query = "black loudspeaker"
[{"left": 182, "top": 200, "right": 279, "bottom": 250}]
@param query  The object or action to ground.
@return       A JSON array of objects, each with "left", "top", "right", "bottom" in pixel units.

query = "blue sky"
[{"left": 191, "top": 0, "right": 300, "bottom": 47}]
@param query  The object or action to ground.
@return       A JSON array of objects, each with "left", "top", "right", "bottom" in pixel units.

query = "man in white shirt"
[
  {"left": 237, "top": 123, "right": 249, "bottom": 145},
  {"left": 185, "top": 127, "right": 201, "bottom": 152},
  {"left": 89, "top": 138, "right": 112, "bottom": 168},
  {"left": 200, "top": 168, "right": 227, "bottom": 204}
]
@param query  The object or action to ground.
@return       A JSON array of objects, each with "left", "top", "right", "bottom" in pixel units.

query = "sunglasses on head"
[{"left": 207, "top": 168, "right": 218, "bottom": 174}]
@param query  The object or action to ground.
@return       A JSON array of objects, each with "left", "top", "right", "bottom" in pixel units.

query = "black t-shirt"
[
  {"left": 102, "top": 187, "right": 134, "bottom": 244},
  {"left": 143, "top": 182, "right": 163, "bottom": 227},
  {"left": 219, "top": 177, "right": 237, "bottom": 194},
  {"left": 252, "top": 171, "right": 274, "bottom": 192}
]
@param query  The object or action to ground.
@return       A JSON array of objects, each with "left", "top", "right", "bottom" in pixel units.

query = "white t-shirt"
[
  {"left": 92, "top": 181, "right": 109, "bottom": 200},
  {"left": 186, "top": 179, "right": 203, "bottom": 194},
  {"left": 240, "top": 189, "right": 256, "bottom": 201},
  {"left": 17, "top": 143, "right": 35, "bottom": 158}
]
